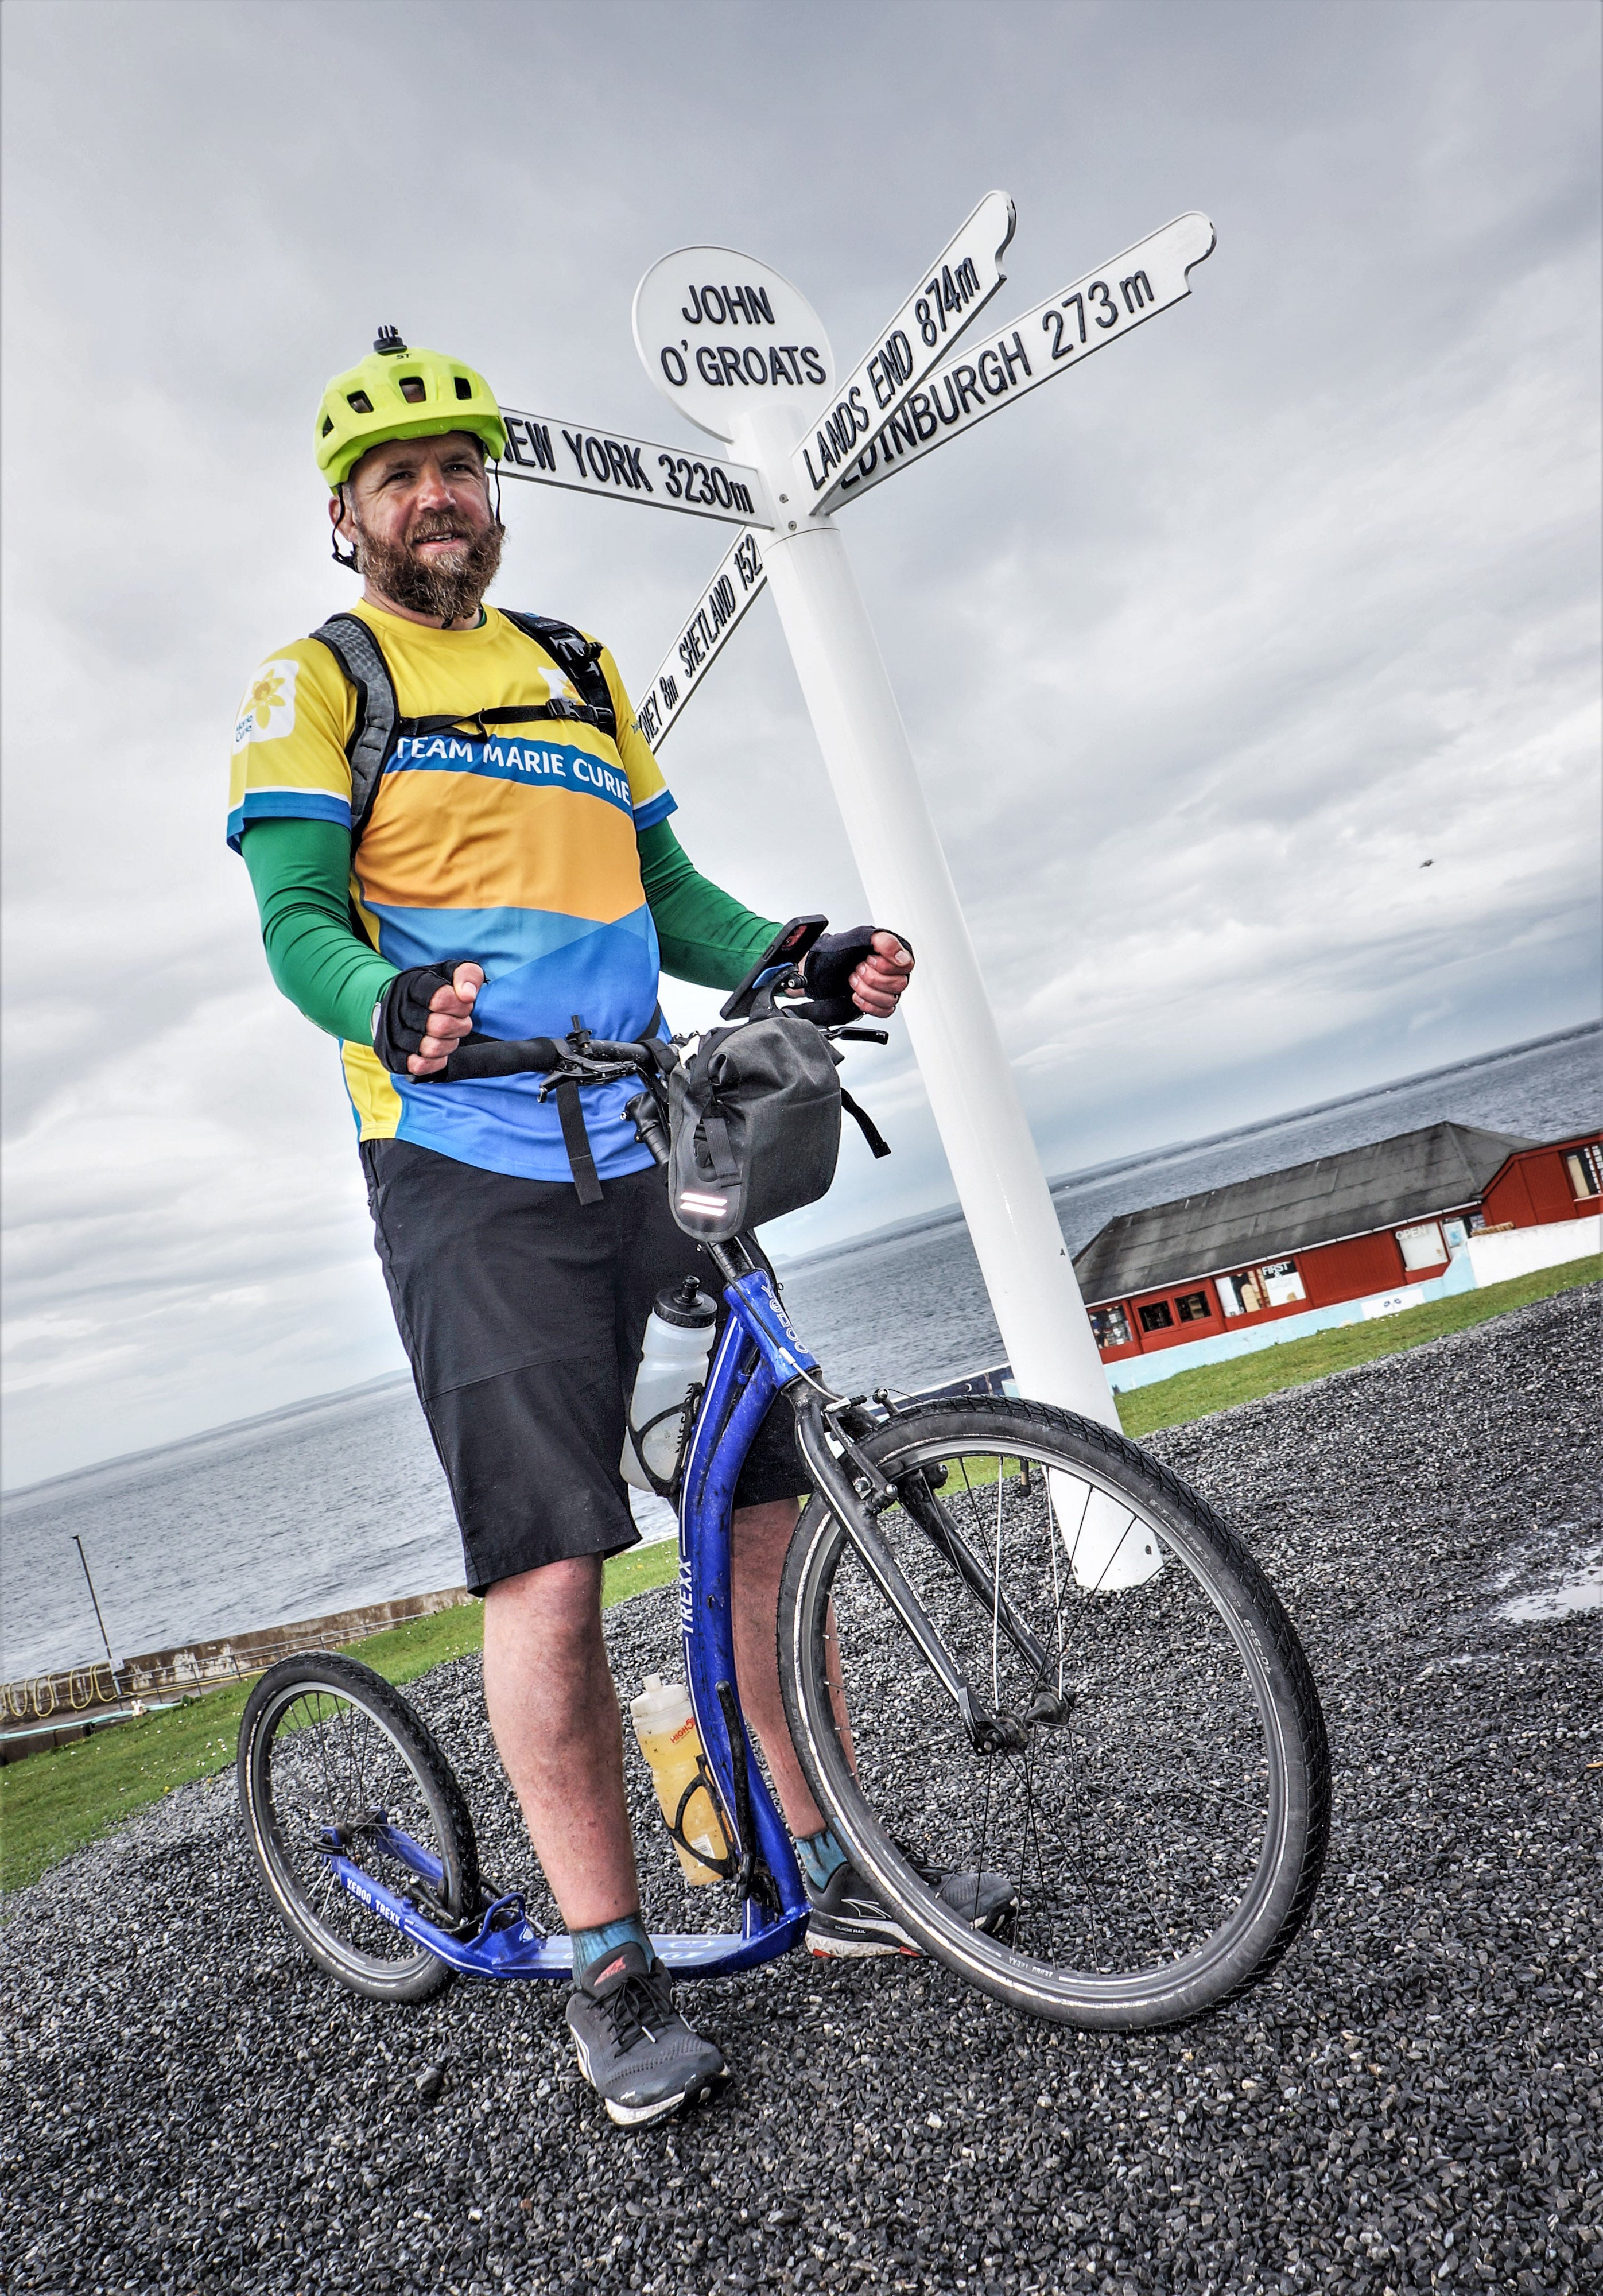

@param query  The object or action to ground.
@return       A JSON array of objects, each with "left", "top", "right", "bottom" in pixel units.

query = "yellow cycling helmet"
[{"left": 315, "top": 327, "right": 507, "bottom": 488}]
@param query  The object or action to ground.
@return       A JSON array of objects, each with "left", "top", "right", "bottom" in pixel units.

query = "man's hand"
[
  {"left": 802, "top": 926, "right": 915, "bottom": 1022},
  {"left": 371, "top": 961, "right": 485, "bottom": 1076},
  {"left": 848, "top": 930, "right": 914, "bottom": 1019},
  {"left": 410, "top": 963, "right": 484, "bottom": 1074}
]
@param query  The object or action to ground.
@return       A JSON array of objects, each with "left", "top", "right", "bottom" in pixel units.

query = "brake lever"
[
  {"left": 533, "top": 1061, "right": 633, "bottom": 1101},
  {"left": 829, "top": 1025, "right": 889, "bottom": 1045}
]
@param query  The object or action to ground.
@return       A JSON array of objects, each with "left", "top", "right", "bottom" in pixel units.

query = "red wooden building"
[{"left": 1072, "top": 1123, "right": 1602, "bottom": 1368}]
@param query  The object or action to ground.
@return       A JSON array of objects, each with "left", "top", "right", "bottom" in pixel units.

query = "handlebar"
[
  {"left": 430, "top": 1032, "right": 666, "bottom": 1085},
  {"left": 427, "top": 1016, "right": 886, "bottom": 1088},
  {"left": 433, "top": 1033, "right": 564, "bottom": 1081}
]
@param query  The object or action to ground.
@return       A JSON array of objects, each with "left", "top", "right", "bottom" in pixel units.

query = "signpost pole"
[{"left": 737, "top": 417, "right": 1116, "bottom": 1426}]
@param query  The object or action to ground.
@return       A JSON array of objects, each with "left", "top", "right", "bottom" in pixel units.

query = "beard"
[{"left": 352, "top": 509, "right": 506, "bottom": 623}]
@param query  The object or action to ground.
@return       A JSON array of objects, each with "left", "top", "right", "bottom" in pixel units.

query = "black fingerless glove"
[
  {"left": 371, "top": 963, "right": 467, "bottom": 1073},
  {"left": 799, "top": 926, "right": 913, "bottom": 1023}
]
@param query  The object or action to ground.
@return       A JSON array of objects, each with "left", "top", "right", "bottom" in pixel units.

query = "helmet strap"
[{"left": 330, "top": 487, "right": 359, "bottom": 572}]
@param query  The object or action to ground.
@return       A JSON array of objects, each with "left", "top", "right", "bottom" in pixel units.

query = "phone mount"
[{"left": 719, "top": 915, "right": 828, "bottom": 1021}]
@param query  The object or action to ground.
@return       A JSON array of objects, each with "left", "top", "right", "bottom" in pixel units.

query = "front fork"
[{"left": 790, "top": 1393, "right": 1071, "bottom": 1754}]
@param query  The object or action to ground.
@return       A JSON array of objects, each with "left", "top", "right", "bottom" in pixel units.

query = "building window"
[
  {"left": 1395, "top": 1221, "right": 1447, "bottom": 1271},
  {"left": 1175, "top": 1291, "right": 1212, "bottom": 1322},
  {"left": 1564, "top": 1145, "right": 1603, "bottom": 1201},
  {"left": 1138, "top": 1301, "right": 1174, "bottom": 1333},
  {"left": 1091, "top": 1305, "right": 1131, "bottom": 1351},
  {"left": 1218, "top": 1263, "right": 1303, "bottom": 1314}
]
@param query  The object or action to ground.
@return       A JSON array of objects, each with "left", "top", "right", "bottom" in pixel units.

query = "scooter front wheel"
[{"left": 778, "top": 1396, "right": 1329, "bottom": 2027}]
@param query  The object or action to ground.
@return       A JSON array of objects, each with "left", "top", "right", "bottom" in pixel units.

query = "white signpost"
[{"left": 506, "top": 199, "right": 1216, "bottom": 1428}]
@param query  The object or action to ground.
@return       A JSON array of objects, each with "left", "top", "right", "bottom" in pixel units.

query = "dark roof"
[{"left": 1072, "top": 1122, "right": 1540, "bottom": 1305}]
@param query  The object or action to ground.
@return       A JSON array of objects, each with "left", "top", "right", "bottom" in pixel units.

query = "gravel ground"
[{"left": 4, "top": 1285, "right": 1598, "bottom": 2296}]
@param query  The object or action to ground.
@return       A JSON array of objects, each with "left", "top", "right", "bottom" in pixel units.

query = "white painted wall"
[{"left": 1466, "top": 1215, "right": 1602, "bottom": 1287}]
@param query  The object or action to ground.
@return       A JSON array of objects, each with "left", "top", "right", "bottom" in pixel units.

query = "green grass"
[
  {"left": 0, "top": 1538, "right": 681, "bottom": 1898},
  {"left": 1115, "top": 1253, "right": 1597, "bottom": 1440},
  {"left": 5, "top": 1259, "right": 1591, "bottom": 1895}
]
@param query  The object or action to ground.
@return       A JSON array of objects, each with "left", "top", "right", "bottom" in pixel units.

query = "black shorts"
[{"left": 360, "top": 1142, "right": 804, "bottom": 1594}]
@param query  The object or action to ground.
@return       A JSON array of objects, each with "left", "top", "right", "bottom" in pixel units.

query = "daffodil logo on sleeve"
[{"left": 234, "top": 659, "right": 300, "bottom": 750}]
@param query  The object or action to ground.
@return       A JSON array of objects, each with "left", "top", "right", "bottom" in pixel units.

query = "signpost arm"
[{"left": 736, "top": 417, "right": 1116, "bottom": 1426}]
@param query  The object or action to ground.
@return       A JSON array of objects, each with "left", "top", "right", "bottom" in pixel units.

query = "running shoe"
[
  {"left": 565, "top": 1941, "right": 730, "bottom": 2128},
  {"left": 804, "top": 1851, "right": 1015, "bottom": 1958}
]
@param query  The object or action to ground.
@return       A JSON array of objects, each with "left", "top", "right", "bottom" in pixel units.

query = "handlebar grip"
[{"left": 432, "top": 1034, "right": 563, "bottom": 1081}]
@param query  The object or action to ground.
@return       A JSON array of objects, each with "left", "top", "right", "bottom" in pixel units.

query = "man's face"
[{"left": 332, "top": 432, "right": 503, "bottom": 622}]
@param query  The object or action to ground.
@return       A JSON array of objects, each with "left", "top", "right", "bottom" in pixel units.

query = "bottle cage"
[
  {"left": 665, "top": 1754, "right": 738, "bottom": 1882},
  {"left": 626, "top": 1384, "right": 705, "bottom": 1501}
]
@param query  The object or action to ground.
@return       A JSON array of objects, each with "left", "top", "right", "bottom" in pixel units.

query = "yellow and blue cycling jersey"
[{"left": 227, "top": 600, "right": 677, "bottom": 1183}]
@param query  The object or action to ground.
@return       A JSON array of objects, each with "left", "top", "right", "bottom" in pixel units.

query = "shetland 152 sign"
[
  {"left": 632, "top": 251, "right": 835, "bottom": 447},
  {"left": 633, "top": 527, "right": 767, "bottom": 750}
]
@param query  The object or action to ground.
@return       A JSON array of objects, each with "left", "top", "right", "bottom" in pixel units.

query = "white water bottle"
[{"left": 620, "top": 1277, "right": 718, "bottom": 1491}]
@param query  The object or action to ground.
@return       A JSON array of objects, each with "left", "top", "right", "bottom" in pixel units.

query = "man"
[{"left": 231, "top": 328, "right": 942, "bottom": 2126}]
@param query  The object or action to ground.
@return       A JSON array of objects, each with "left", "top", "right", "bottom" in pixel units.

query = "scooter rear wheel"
[{"left": 238, "top": 1651, "right": 479, "bottom": 2003}]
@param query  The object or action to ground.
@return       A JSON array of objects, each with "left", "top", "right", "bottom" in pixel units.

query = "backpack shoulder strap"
[
  {"left": 308, "top": 614, "right": 400, "bottom": 851},
  {"left": 499, "top": 610, "right": 618, "bottom": 741}
]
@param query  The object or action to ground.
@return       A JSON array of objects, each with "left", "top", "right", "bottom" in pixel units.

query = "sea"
[{"left": 3, "top": 1023, "right": 1597, "bottom": 1681}]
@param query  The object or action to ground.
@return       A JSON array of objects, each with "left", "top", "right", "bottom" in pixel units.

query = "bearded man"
[{"left": 228, "top": 329, "right": 954, "bottom": 2126}]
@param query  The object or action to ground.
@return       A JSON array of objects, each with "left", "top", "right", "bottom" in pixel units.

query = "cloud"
[{"left": 1, "top": 0, "right": 1598, "bottom": 1483}]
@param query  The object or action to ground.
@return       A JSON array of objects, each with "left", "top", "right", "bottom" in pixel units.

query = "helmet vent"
[
  {"left": 398, "top": 377, "right": 426, "bottom": 404},
  {"left": 321, "top": 415, "right": 334, "bottom": 436},
  {"left": 454, "top": 375, "right": 472, "bottom": 400},
  {"left": 374, "top": 325, "right": 407, "bottom": 356},
  {"left": 347, "top": 390, "right": 373, "bottom": 414}
]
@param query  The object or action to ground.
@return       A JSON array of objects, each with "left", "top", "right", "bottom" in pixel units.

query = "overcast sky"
[{"left": 3, "top": 0, "right": 1598, "bottom": 1488}]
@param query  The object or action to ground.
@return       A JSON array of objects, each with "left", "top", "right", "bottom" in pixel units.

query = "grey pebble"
[{"left": 3, "top": 1285, "right": 1598, "bottom": 2295}]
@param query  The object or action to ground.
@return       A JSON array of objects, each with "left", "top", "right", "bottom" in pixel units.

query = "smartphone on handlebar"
[{"left": 719, "top": 916, "right": 829, "bottom": 1022}]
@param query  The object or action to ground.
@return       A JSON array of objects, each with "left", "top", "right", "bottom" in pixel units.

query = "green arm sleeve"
[
  {"left": 241, "top": 817, "right": 395, "bottom": 1044},
  {"left": 638, "top": 819, "right": 780, "bottom": 992}
]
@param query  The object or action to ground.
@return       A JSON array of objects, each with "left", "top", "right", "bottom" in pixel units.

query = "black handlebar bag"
[{"left": 667, "top": 1010, "right": 843, "bottom": 1243}]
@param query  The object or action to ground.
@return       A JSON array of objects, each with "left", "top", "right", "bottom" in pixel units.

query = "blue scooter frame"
[{"left": 320, "top": 1270, "right": 816, "bottom": 1981}]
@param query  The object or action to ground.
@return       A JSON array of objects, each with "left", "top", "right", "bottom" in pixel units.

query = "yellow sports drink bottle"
[{"left": 628, "top": 1676, "right": 733, "bottom": 1886}]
